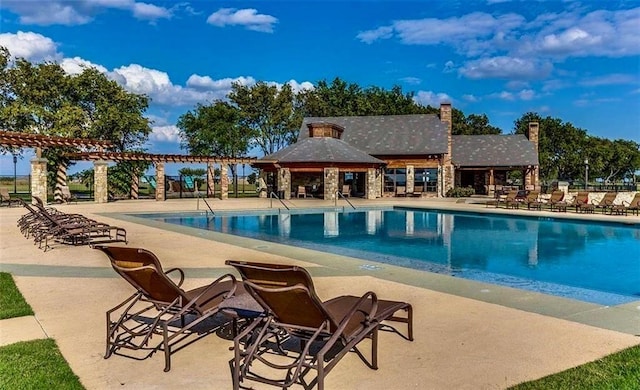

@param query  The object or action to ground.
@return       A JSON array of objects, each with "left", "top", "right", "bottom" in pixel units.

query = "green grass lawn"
[
  {"left": 0, "top": 272, "right": 33, "bottom": 320},
  {"left": 509, "top": 344, "right": 640, "bottom": 390}
]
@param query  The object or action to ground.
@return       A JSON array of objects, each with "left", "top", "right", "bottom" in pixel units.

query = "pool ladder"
[{"left": 335, "top": 191, "right": 356, "bottom": 210}]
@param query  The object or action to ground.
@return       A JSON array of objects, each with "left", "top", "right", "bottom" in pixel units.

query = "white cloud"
[
  {"left": 149, "top": 125, "right": 180, "bottom": 142},
  {"left": 413, "top": 91, "right": 452, "bottom": 107},
  {"left": 400, "top": 76, "right": 421, "bottom": 85},
  {"left": 286, "top": 80, "right": 314, "bottom": 93},
  {"left": 0, "top": 31, "right": 59, "bottom": 62},
  {"left": 356, "top": 26, "right": 393, "bottom": 44},
  {"left": 1, "top": 0, "right": 173, "bottom": 26},
  {"left": 459, "top": 56, "right": 553, "bottom": 80},
  {"left": 207, "top": 8, "right": 277, "bottom": 33},
  {"left": 60, "top": 57, "right": 108, "bottom": 75},
  {"left": 488, "top": 89, "right": 536, "bottom": 101},
  {"left": 462, "top": 94, "right": 479, "bottom": 102},
  {"left": 443, "top": 60, "right": 456, "bottom": 73},
  {"left": 579, "top": 73, "right": 638, "bottom": 87},
  {"left": 186, "top": 74, "right": 256, "bottom": 90}
]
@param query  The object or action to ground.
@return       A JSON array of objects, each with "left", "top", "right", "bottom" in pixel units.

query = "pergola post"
[
  {"left": 130, "top": 173, "right": 139, "bottom": 199},
  {"left": 278, "top": 168, "right": 291, "bottom": 200},
  {"left": 94, "top": 161, "right": 109, "bottom": 203},
  {"left": 155, "top": 162, "right": 165, "bottom": 201},
  {"left": 54, "top": 161, "right": 68, "bottom": 203},
  {"left": 323, "top": 167, "right": 338, "bottom": 200},
  {"left": 258, "top": 171, "right": 268, "bottom": 198},
  {"left": 30, "top": 156, "right": 48, "bottom": 204},
  {"left": 220, "top": 164, "right": 229, "bottom": 200},
  {"left": 406, "top": 165, "right": 415, "bottom": 193},
  {"left": 207, "top": 162, "right": 215, "bottom": 198},
  {"left": 365, "top": 168, "right": 377, "bottom": 199}
]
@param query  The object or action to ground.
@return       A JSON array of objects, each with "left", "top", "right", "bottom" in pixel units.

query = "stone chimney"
[
  {"left": 526, "top": 121, "right": 540, "bottom": 189},
  {"left": 440, "top": 102, "right": 453, "bottom": 195}
]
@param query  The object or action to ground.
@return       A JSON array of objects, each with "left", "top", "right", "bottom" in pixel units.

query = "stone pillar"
[
  {"left": 365, "top": 168, "right": 378, "bottom": 199},
  {"left": 440, "top": 102, "right": 454, "bottom": 196},
  {"left": 30, "top": 157, "right": 48, "bottom": 204},
  {"left": 54, "top": 162, "right": 68, "bottom": 203},
  {"left": 324, "top": 167, "right": 339, "bottom": 200},
  {"left": 207, "top": 163, "right": 215, "bottom": 198},
  {"left": 220, "top": 164, "right": 229, "bottom": 200},
  {"left": 406, "top": 165, "right": 414, "bottom": 194},
  {"left": 527, "top": 121, "right": 540, "bottom": 189},
  {"left": 277, "top": 168, "right": 291, "bottom": 200},
  {"left": 94, "top": 161, "right": 109, "bottom": 204},
  {"left": 130, "top": 173, "right": 139, "bottom": 199},
  {"left": 155, "top": 162, "right": 165, "bottom": 201}
]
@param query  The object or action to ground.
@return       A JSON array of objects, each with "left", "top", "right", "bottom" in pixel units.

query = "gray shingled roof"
[
  {"left": 258, "top": 137, "right": 385, "bottom": 164},
  {"left": 452, "top": 135, "right": 539, "bottom": 167},
  {"left": 299, "top": 115, "right": 448, "bottom": 155}
]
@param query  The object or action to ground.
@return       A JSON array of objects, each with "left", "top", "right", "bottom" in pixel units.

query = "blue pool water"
[{"left": 140, "top": 208, "right": 640, "bottom": 305}]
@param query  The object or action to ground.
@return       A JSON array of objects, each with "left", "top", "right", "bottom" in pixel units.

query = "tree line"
[{"left": 1, "top": 47, "right": 638, "bottom": 195}]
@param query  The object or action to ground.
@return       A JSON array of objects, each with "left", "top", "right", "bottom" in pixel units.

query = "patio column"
[
  {"left": 258, "top": 171, "right": 268, "bottom": 198},
  {"left": 207, "top": 162, "right": 215, "bottom": 198},
  {"left": 30, "top": 155, "right": 48, "bottom": 204},
  {"left": 365, "top": 168, "right": 377, "bottom": 199},
  {"left": 278, "top": 168, "right": 291, "bottom": 200},
  {"left": 220, "top": 164, "right": 229, "bottom": 200},
  {"left": 324, "top": 167, "right": 338, "bottom": 200},
  {"left": 155, "top": 162, "right": 165, "bottom": 201},
  {"left": 130, "top": 173, "right": 139, "bottom": 199},
  {"left": 406, "top": 165, "right": 414, "bottom": 194},
  {"left": 94, "top": 161, "right": 108, "bottom": 203},
  {"left": 54, "top": 161, "right": 68, "bottom": 203}
]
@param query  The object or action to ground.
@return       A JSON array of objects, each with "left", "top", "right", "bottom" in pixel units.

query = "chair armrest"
[
  {"left": 177, "top": 273, "right": 239, "bottom": 316},
  {"left": 164, "top": 268, "right": 185, "bottom": 287}
]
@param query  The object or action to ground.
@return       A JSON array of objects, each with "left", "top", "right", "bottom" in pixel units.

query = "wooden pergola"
[{"left": 1, "top": 130, "right": 256, "bottom": 203}]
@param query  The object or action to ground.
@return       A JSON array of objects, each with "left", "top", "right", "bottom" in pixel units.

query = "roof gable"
[{"left": 258, "top": 137, "right": 385, "bottom": 164}]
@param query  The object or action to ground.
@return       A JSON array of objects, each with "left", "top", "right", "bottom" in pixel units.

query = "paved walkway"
[{"left": 1, "top": 197, "right": 639, "bottom": 389}]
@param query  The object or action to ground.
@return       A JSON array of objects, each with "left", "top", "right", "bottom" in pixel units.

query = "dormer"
[{"left": 307, "top": 122, "right": 344, "bottom": 139}]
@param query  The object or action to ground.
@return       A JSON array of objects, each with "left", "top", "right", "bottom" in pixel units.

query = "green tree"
[
  {"left": 228, "top": 81, "right": 300, "bottom": 155},
  {"left": 514, "top": 113, "right": 589, "bottom": 182},
  {"left": 588, "top": 138, "right": 640, "bottom": 183}
]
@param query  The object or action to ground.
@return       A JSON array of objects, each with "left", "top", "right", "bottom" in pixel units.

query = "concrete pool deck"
[{"left": 1, "top": 197, "right": 639, "bottom": 389}]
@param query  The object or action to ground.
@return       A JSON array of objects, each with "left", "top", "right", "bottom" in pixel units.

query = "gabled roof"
[
  {"left": 257, "top": 137, "right": 385, "bottom": 165},
  {"left": 452, "top": 135, "right": 539, "bottom": 167},
  {"left": 299, "top": 114, "right": 448, "bottom": 155}
]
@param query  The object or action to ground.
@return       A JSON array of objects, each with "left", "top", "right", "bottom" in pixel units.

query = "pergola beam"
[
  {"left": 0, "top": 130, "right": 113, "bottom": 148},
  {"left": 64, "top": 151, "right": 256, "bottom": 164}
]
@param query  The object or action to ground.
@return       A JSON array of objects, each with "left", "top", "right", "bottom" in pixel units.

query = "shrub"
[{"left": 446, "top": 186, "right": 475, "bottom": 197}]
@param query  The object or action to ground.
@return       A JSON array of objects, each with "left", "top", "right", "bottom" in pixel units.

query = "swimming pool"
[{"left": 139, "top": 208, "right": 640, "bottom": 305}]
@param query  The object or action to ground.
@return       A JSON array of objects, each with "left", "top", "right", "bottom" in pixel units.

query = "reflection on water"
[{"left": 157, "top": 209, "right": 640, "bottom": 301}]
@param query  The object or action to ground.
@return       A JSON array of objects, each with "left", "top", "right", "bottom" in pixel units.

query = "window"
[
  {"left": 414, "top": 168, "right": 438, "bottom": 192},
  {"left": 384, "top": 168, "right": 406, "bottom": 193}
]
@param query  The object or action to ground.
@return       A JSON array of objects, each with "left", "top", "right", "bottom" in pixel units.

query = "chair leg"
[{"left": 163, "top": 323, "right": 171, "bottom": 372}]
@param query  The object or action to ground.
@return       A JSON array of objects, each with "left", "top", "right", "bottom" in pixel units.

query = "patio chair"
[
  {"left": 622, "top": 192, "right": 640, "bottom": 216},
  {"left": 503, "top": 190, "right": 520, "bottom": 209},
  {"left": 0, "top": 188, "right": 21, "bottom": 207},
  {"left": 524, "top": 190, "right": 542, "bottom": 210},
  {"left": 225, "top": 260, "right": 413, "bottom": 390},
  {"left": 297, "top": 186, "right": 310, "bottom": 198},
  {"left": 546, "top": 190, "right": 568, "bottom": 212},
  {"left": 592, "top": 192, "right": 617, "bottom": 214},
  {"left": 93, "top": 245, "right": 245, "bottom": 372},
  {"left": 342, "top": 184, "right": 351, "bottom": 198},
  {"left": 396, "top": 186, "right": 406, "bottom": 197}
]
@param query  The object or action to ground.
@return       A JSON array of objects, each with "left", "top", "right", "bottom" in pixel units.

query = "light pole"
[
  {"left": 584, "top": 158, "right": 589, "bottom": 190},
  {"left": 12, "top": 151, "right": 18, "bottom": 195}
]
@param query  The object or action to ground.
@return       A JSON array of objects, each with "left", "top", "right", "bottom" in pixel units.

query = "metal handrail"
[
  {"left": 196, "top": 191, "right": 215, "bottom": 215},
  {"left": 269, "top": 192, "right": 290, "bottom": 210},
  {"left": 335, "top": 191, "right": 356, "bottom": 209}
]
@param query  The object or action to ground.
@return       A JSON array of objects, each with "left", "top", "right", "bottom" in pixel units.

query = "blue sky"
[{"left": 1, "top": 0, "right": 639, "bottom": 176}]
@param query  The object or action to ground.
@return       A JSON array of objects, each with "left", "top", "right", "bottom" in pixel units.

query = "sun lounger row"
[
  {"left": 486, "top": 190, "right": 640, "bottom": 215},
  {"left": 17, "top": 197, "right": 127, "bottom": 251},
  {"left": 93, "top": 245, "right": 413, "bottom": 389}
]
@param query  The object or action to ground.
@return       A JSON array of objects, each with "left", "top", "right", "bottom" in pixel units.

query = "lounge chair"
[
  {"left": 412, "top": 185, "right": 423, "bottom": 197},
  {"left": 503, "top": 190, "right": 520, "bottom": 209},
  {"left": 93, "top": 245, "right": 246, "bottom": 372},
  {"left": 592, "top": 192, "right": 617, "bottom": 214},
  {"left": 0, "top": 188, "right": 21, "bottom": 207},
  {"left": 546, "top": 190, "right": 568, "bottom": 212},
  {"left": 524, "top": 190, "right": 542, "bottom": 210},
  {"left": 396, "top": 186, "right": 406, "bottom": 197},
  {"left": 568, "top": 192, "right": 594, "bottom": 213},
  {"left": 226, "top": 260, "right": 413, "bottom": 390},
  {"left": 622, "top": 193, "right": 640, "bottom": 216}
]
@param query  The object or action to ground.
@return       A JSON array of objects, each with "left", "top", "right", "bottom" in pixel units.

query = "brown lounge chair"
[
  {"left": 524, "top": 190, "right": 542, "bottom": 210},
  {"left": 546, "top": 190, "right": 568, "bottom": 212},
  {"left": 93, "top": 245, "right": 246, "bottom": 372},
  {"left": 226, "top": 260, "right": 413, "bottom": 390},
  {"left": 592, "top": 192, "right": 618, "bottom": 214},
  {"left": 622, "top": 193, "right": 640, "bottom": 216},
  {"left": 569, "top": 192, "right": 595, "bottom": 213}
]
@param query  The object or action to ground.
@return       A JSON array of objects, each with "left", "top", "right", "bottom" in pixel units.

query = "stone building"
[{"left": 253, "top": 103, "right": 539, "bottom": 199}]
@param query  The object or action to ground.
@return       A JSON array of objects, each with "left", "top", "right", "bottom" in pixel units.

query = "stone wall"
[
  {"left": 155, "top": 163, "right": 165, "bottom": 201},
  {"left": 278, "top": 168, "right": 291, "bottom": 199},
  {"left": 324, "top": 167, "right": 338, "bottom": 200},
  {"left": 220, "top": 165, "right": 229, "bottom": 200},
  {"left": 30, "top": 158, "right": 48, "bottom": 204}
]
